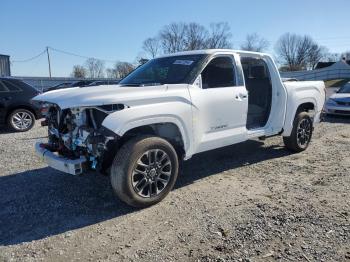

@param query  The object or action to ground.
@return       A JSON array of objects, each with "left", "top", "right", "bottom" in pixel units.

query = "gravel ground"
[{"left": 0, "top": 116, "right": 349, "bottom": 262}]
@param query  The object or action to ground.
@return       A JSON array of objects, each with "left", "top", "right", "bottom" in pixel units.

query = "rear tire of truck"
[
  {"left": 110, "top": 136, "right": 179, "bottom": 208},
  {"left": 283, "top": 111, "right": 313, "bottom": 152}
]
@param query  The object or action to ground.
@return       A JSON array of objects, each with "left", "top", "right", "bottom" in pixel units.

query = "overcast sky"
[{"left": 1, "top": 0, "right": 349, "bottom": 77}]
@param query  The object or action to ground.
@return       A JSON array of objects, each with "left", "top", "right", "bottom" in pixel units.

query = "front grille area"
[
  {"left": 336, "top": 101, "right": 350, "bottom": 106},
  {"left": 334, "top": 110, "right": 350, "bottom": 115}
]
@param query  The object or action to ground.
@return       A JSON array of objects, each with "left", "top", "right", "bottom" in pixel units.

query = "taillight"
[
  {"left": 40, "top": 103, "right": 50, "bottom": 116},
  {"left": 40, "top": 107, "right": 49, "bottom": 116}
]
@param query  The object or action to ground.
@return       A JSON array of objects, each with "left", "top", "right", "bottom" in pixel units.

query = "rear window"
[
  {"left": 2, "top": 80, "right": 22, "bottom": 92},
  {"left": 0, "top": 81, "right": 7, "bottom": 92}
]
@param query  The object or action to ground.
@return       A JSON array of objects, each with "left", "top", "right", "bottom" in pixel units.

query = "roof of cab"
[{"left": 158, "top": 49, "right": 269, "bottom": 58}]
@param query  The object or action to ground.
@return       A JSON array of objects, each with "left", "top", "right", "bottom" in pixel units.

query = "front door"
[{"left": 189, "top": 54, "right": 248, "bottom": 153}]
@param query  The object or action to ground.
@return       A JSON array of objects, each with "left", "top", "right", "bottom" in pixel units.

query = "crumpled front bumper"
[{"left": 35, "top": 142, "right": 86, "bottom": 175}]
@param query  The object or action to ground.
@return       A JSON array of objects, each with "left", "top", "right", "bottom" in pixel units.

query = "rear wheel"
[
  {"left": 283, "top": 112, "right": 313, "bottom": 152},
  {"left": 7, "top": 109, "right": 35, "bottom": 132},
  {"left": 110, "top": 136, "right": 179, "bottom": 208}
]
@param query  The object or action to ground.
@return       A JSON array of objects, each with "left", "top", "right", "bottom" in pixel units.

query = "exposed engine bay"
[{"left": 41, "top": 104, "right": 124, "bottom": 172}]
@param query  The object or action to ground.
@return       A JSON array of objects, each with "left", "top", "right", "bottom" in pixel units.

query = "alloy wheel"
[
  {"left": 11, "top": 111, "right": 33, "bottom": 131},
  {"left": 297, "top": 118, "right": 311, "bottom": 148},
  {"left": 131, "top": 149, "right": 172, "bottom": 198}
]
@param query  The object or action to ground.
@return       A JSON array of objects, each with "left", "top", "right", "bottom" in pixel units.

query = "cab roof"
[{"left": 158, "top": 49, "right": 269, "bottom": 58}]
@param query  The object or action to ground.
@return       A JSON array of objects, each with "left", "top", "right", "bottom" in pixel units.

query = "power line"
[
  {"left": 11, "top": 50, "right": 46, "bottom": 63},
  {"left": 315, "top": 36, "right": 350, "bottom": 40},
  {"left": 48, "top": 46, "right": 117, "bottom": 63},
  {"left": 8, "top": 37, "right": 350, "bottom": 65}
]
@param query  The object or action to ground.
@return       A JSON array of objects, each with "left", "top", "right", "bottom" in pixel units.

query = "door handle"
[{"left": 235, "top": 93, "right": 247, "bottom": 100}]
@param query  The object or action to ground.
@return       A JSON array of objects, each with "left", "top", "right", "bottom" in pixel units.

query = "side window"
[
  {"left": 241, "top": 57, "right": 271, "bottom": 83},
  {"left": 2, "top": 80, "right": 22, "bottom": 92},
  {"left": 201, "top": 56, "right": 236, "bottom": 89}
]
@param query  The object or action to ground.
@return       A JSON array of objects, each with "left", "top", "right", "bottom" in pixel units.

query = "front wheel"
[
  {"left": 110, "top": 136, "right": 179, "bottom": 208},
  {"left": 283, "top": 111, "right": 313, "bottom": 152},
  {"left": 7, "top": 109, "right": 35, "bottom": 132}
]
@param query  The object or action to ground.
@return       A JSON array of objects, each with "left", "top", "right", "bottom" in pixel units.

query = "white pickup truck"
[{"left": 33, "top": 49, "right": 325, "bottom": 207}]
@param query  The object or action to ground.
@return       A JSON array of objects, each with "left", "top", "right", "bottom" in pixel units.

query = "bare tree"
[
  {"left": 308, "top": 45, "right": 328, "bottom": 69},
  {"left": 322, "top": 52, "right": 340, "bottom": 62},
  {"left": 342, "top": 51, "right": 350, "bottom": 60},
  {"left": 71, "top": 65, "right": 86, "bottom": 78},
  {"left": 183, "top": 23, "right": 209, "bottom": 50},
  {"left": 138, "top": 58, "right": 149, "bottom": 65},
  {"left": 159, "top": 23, "right": 187, "bottom": 53},
  {"left": 142, "top": 37, "right": 161, "bottom": 58},
  {"left": 151, "top": 22, "right": 233, "bottom": 54},
  {"left": 107, "top": 62, "right": 135, "bottom": 79},
  {"left": 85, "top": 58, "right": 105, "bottom": 78},
  {"left": 206, "top": 22, "right": 232, "bottom": 49},
  {"left": 275, "top": 33, "right": 305, "bottom": 71},
  {"left": 116, "top": 62, "right": 135, "bottom": 78},
  {"left": 275, "top": 33, "right": 326, "bottom": 71},
  {"left": 240, "top": 33, "right": 269, "bottom": 52},
  {"left": 106, "top": 68, "right": 116, "bottom": 78}
]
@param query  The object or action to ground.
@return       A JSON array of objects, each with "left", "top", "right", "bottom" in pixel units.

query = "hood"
[
  {"left": 330, "top": 93, "right": 350, "bottom": 102},
  {"left": 33, "top": 84, "right": 169, "bottom": 109}
]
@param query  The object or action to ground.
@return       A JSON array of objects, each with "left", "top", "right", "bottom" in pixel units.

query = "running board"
[
  {"left": 258, "top": 129, "right": 284, "bottom": 141},
  {"left": 247, "top": 129, "right": 284, "bottom": 140},
  {"left": 247, "top": 129, "right": 266, "bottom": 139}
]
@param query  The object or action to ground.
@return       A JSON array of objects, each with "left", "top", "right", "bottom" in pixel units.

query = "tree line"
[
  {"left": 71, "top": 59, "right": 135, "bottom": 79},
  {"left": 71, "top": 22, "right": 350, "bottom": 78}
]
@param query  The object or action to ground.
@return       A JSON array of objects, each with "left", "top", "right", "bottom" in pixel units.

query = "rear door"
[
  {"left": 189, "top": 54, "right": 248, "bottom": 153},
  {"left": 0, "top": 81, "right": 11, "bottom": 124}
]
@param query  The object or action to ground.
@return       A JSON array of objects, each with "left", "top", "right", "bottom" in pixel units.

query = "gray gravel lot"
[{"left": 0, "top": 116, "right": 349, "bottom": 262}]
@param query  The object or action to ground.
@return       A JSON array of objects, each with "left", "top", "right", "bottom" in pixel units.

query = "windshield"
[
  {"left": 338, "top": 83, "right": 350, "bottom": 93},
  {"left": 119, "top": 54, "right": 207, "bottom": 86}
]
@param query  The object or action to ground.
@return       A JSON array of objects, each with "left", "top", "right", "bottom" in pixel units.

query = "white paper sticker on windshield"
[{"left": 173, "top": 60, "right": 194, "bottom": 66}]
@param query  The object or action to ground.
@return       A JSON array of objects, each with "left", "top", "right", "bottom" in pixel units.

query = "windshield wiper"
[
  {"left": 140, "top": 83, "right": 163, "bottom": 86},
  {"left": 119, "top": 83, "right": 141, "bottom": 87},
  {"left": 120, "top": 82, "right": 163, "bottom": 87}
]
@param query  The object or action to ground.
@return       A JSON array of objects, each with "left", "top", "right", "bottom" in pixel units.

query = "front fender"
[{"left": 101, "top": 102, "right": 193, "bottom": 157}]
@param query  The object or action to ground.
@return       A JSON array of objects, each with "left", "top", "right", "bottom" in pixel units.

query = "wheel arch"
[
  {"left": 6, "top": 105, "right": 38, "bottom": 121},
  {"left": 282, "top": 99, "right": 316, "bottom": 137},
  {"left": 296, "top": 102, "right": 315, "bottom": 113},
  {"left": 121, "top": 122, "right": 186, "bottom": 157},
  {"left": 100, "top": 122, "right": 187, "bottom": 174}
]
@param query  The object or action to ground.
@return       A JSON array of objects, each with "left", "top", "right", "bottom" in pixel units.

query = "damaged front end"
[{"left": 36, "top": 103, "right": 124, "bottom": 175}]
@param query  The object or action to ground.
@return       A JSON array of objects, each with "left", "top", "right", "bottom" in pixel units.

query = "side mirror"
[{"left": 194, "top": 75, "right": 202, "bottom": 89}]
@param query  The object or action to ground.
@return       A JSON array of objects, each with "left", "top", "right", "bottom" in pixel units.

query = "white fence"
[{"left": 280, "top": 61, "right": 350, "bottom": 81}]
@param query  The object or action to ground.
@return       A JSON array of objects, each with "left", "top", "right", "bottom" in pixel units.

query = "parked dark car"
[
  {"left": 0, "top": 78, "right": 41, "bottom": 132},
  {"left": 47, "top": 82, "right": 73, "bottom": 91},
  {"left": 46, "top": 80, "right": 94, "bottom": 92}
]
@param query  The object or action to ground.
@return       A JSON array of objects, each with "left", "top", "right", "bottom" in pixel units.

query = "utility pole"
[{"left": 46, "top": 46, "right": 52, "bottom": 78}]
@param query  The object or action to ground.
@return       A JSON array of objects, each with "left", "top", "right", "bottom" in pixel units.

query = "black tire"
[
  {"left": 283, "top": 111, "right": 313, "bottom": 152},
  {"left": 110, "top": 136, "right": 179, "bottom": 208},
  {"left": 7, "top": 109, "right": 35, "bottom": 132}
]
